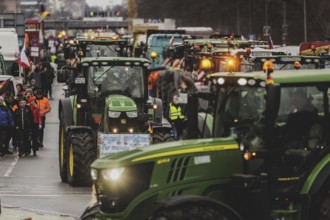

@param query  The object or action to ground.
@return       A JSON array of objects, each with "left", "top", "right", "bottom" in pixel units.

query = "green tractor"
[
  {"left": 58, "top": 57, "right": 173, "bottom": 187},
  {"left": 82, "top": 68, "right": 330, "bottom": 220},
  {"left": 63, "top": 37, "right": 131, "bottom": 59}
]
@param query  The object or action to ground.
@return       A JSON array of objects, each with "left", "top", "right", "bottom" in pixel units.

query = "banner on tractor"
[{"left": 98, "top": 133, "right": 151, "bottom": 158}]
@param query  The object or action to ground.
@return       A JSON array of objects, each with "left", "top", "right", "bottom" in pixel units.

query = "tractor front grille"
[
  {"left": 167, "top": 157, "right": 190, "bottom": 183},
  {"left": 108, "top": 114, "right": 144, "bottom": 133}
]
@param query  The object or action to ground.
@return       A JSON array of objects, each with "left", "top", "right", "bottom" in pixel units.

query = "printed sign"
[
  {"left": 30, "top": 46, "right": 39, "bottom": 57},
  {"left": 74, "top": 77, "right": 85, "bottom": 84},
  {"left": 280, "top": 56, "right": 301, "bottom": 62},
  {"left": 178, "top": 93, "right": 188, "bottom": 104},
  {"left": 98, "top": 133, "right": 151, "bottom": 158}
]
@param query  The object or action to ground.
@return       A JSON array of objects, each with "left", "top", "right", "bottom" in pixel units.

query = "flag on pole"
[
  {"left": 18, "top": 38, "right": 30, "bottom": 69},
  {"left": 0, "top": 79, "right": 10, "bottom": 95},
  {"left": 169, "top": 36, "right": 174, "bottom": 47},
  {"left": 40, "top": 11, "right": 49, "bottom": 20},
  {"left": 268, "top": 36, "right": 274, "bottom": 49}
]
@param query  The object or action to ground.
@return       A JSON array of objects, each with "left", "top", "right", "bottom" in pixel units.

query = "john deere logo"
[{"left": 121, "top": 119, "right": 126, "bottom": 124}]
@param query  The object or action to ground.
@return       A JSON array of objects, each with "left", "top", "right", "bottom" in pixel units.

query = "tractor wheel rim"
[
  {"left": 69, "top": 144, "right": 74, "bottom": 176},
  {"left": 60, "top": 127, "right": 64, "bottom": 167}
]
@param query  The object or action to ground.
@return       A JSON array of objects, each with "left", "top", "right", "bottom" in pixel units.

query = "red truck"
[{"left": 299, "top": 41, "right": 330, "bottom": 55}]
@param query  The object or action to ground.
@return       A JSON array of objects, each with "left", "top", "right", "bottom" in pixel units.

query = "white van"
[{"left": 0, "top": 28, "right": 19, "bottom": 73}]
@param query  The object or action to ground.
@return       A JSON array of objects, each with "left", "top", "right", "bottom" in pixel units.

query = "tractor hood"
[
  {"left": 91, "top": 137, "right": 241, "bottom": 169},
  {"left": 106, "top": 95, "right": 137, "bottom": 112}
]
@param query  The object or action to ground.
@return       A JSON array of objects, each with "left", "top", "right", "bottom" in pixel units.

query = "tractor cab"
[
  {"left": 206, "top": 69, "right": 330, "bottom": 219},
  {"left": 85, "top": 62, "right": 148, "bottom": 132}
]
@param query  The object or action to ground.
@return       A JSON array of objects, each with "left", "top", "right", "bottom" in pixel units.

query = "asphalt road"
[{"left": 0, "top": 82, "right": 92, "bottom": 219}]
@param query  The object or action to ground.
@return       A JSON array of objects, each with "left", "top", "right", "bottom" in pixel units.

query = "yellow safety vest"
[{"left": 169, "top": 103, "right": 184, "bottom": 120}]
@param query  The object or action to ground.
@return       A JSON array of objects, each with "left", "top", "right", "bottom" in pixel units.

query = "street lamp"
[
  {"left": 303, "top": 0, "right": 307, "bottom": 41},
  {"left": 265, "top": 0, "right": 270, "bottom": 26}
]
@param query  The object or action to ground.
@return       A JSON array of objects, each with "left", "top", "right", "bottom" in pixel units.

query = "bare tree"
[{"left": 137, "top": 0, "right": 330, "bottom": 44}]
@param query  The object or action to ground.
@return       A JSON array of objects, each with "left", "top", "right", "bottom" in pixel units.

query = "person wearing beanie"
[
  {"left": 24, "top": 88, "right": 35, "bottom": 104},
  {"left": 0, "top": 95, "right": 15, "bottom": 156}
]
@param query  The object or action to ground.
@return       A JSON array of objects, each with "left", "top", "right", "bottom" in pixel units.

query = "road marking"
[{"left": 4, "top": 156, "right": 19, "bottom": 177}]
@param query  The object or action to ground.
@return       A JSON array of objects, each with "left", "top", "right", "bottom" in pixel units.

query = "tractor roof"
[
  {"left": 78, "top": 38, "right": 128, "bottom": 46},
  {"left": 80, "top": 56, "right": 151, "bottom": 67},
  {"left": 208, "top": 69, "right": 330, "bottom": 85}
]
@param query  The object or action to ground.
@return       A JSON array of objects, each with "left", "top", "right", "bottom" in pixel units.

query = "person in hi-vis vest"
[{"left": 168, "top": 94, "right": 185, "bottom": 140}]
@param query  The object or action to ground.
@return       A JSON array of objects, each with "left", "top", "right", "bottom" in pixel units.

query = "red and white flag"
[
  {"left": 18, "top": 38, "right": 30, "bottom": 69},
  {"left": 169, "top": 36, "right": 174, "bottom": 47},
  {"left": 268, "top": 36, "right": 274, "bottom": 50}
]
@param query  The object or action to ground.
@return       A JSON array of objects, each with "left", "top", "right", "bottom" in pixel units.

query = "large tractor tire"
[
  {"left": 66, "top": 131, "right": 97, "bottom": 187},
  {"left": 152, "top": 131, "right": 175, "bottom": 144},
  {"left": 149, "top": 202, "right": 242, "bottom": 220},
  {"left": 59, "top": 112, "right": 68, "bottom": 183}
]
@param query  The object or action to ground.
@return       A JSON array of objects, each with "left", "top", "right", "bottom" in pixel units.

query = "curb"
[{"left": 0, "top": 204, "right": 78, "bottom": 220}]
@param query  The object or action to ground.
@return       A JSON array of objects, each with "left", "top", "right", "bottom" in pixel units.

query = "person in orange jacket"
[
  {"left": 35, "top": 89, "right": 51, "bottom": 147},
  {"left": 28, "top": 100, "right": 42, "bottom": 155}
]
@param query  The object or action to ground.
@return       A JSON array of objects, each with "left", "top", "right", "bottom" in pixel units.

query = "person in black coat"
[
  {"left": 14, "top": 98, "right": 34, "bottom": 157},
  {"left": 41, "top": 62, "right": 55, "bottom": 100}
]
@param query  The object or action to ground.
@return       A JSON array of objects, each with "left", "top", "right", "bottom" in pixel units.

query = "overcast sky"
[{"left": 86, "top": 0, "right": 123, "bottom": 9}]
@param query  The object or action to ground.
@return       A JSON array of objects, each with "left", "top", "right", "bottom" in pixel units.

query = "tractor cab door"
[{"left": 269, "top": 85, "right": 329, "bottom": 192}]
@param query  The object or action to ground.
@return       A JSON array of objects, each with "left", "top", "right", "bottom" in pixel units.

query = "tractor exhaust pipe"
[{"left": 186, "top": 93, "right": 198, "bottom": 139}]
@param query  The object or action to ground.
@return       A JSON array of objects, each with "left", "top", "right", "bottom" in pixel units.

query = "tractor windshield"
[
  {"left": 88, "top": 65, "right": 145, "bottom": 98},
  {"left": 214, "top": 83, "right": 326, "bottom": 151},
  {"left": 214, "top": 86, "right": 266, "bottom": 149}
]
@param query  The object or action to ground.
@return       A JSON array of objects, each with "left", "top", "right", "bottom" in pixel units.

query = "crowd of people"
[{"left": 0, "top": 60, "right": 54, "bottom": 157}]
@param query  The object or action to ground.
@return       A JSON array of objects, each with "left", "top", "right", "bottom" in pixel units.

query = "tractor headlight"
[
  {"left": 91, "top": 168, "right": 97, "bottom": 180},
  {"left": 101, "top": 167, "right": 125, "bottom": 181},
  {"left": 108, "top": 111, "right": 121, "bottom": 118},
  {"left": 126, "top": 111, "right": 137, "bottom": 118}
]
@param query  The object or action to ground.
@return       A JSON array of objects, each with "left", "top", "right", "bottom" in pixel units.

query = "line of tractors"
[{"left": 57, "top": 33, "right": 330, "bottom": 220}]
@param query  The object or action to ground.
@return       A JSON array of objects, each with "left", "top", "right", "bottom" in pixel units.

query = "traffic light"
[{"left": 89, "top": 11, "right": 95, "bottom": 17}]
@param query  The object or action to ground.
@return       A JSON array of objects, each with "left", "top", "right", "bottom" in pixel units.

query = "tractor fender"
[
  {"left": 152, "top": 124, "right": 172, "bottom": 134},
  {"left": 305, "top": 157, "right": 330, "bottom": 195},
  {"left": 155, "top": 195, "right": 243, "bottom": 220},
  {"left": 58, "top": 98, "right": 73, "bottom": 126}
]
